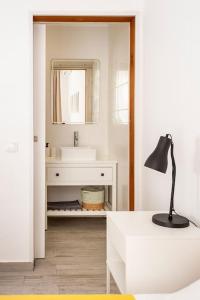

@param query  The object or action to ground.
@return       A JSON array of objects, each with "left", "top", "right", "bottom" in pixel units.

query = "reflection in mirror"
[{"left": 51, "top": 59, "right": 100, "bottom": 124}]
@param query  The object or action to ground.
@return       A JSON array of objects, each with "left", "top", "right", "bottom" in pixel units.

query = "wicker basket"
[{"left": 81, "top": 186, "right": 104, "bottom": 210}]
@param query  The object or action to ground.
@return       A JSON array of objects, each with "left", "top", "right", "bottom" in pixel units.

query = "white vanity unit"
[{"left": 46, "top": 158, "right": 117, "bottom": 217}]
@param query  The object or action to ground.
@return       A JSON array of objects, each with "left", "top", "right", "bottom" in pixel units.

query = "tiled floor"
[{"left": 0, "top": 217, "right": 119, "bottom": 294}]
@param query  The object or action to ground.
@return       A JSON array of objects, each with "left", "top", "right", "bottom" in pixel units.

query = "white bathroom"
[{"left": 33, "top": 19, "right": 133, "bottom": 259}]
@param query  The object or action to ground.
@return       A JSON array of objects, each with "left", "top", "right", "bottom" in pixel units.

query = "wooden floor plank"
[{"left": 0, "top": 218, "right": 119, "bottom": 294}]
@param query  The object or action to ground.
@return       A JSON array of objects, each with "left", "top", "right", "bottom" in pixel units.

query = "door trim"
[{"left": 33, "top": 15, "right": 135, "bottom": 210}]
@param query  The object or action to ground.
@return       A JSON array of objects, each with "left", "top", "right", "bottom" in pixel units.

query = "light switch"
[{"left": 6, "top": 142, "right": 19, "bottom": 153}]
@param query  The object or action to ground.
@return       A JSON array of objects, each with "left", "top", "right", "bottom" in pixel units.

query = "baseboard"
[{"left": 0, "top": 262, "right": 34, "bottom": 272}]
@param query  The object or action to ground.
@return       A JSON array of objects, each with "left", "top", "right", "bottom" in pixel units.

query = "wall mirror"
[{"left": 51, "top": 59, "right": 100, "bottom": 124}]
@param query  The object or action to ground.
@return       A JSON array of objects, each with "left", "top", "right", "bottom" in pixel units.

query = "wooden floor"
[{"left": 0, "top": 217, "right": 119, "bottom": 294}]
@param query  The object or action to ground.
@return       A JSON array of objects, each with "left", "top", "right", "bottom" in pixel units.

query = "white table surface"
[{"left": 107, "top": 211, "right": 200, "bottom": 239}]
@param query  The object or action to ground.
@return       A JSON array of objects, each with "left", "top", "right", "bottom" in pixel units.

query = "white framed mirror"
[{"left": 51, "top": 59, "right": 100, "bottom": 124}]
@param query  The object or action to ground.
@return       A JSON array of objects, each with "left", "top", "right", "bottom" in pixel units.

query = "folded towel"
[{"left": 47, "top": 200, "right": 81, "bottom": 210}]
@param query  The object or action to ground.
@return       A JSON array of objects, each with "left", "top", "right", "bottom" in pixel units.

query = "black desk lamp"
[{"left": 144, "top": 134, "right": 189, "bottom": 228}]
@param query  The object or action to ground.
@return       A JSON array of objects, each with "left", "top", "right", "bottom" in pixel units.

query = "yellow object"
[{"left": 0, "top": 296, "right": 135, "bottom": 300}]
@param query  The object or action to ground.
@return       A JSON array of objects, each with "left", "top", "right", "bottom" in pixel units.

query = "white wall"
[
  {"left": 142, "top": 0, "right": 200, "bottom": 223},
  {"left": 6, "top": 0, "right": 200, "bottom": 263},
  {"left": 5, "top": 0, "right": 200, "bottom": 263},
  {"left": 107, "top": 24, "right": 130, "bottom": 210},
  {"left": 46, "top": 24, "right": 109, "bottom": 159},
  {"left": 0, "top": 0, "right": 143, "bottom": 262}
]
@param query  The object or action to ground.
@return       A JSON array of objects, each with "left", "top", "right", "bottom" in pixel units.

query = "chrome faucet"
[{"left": 74, "top": 131, "right": 79, "bottom": 147}]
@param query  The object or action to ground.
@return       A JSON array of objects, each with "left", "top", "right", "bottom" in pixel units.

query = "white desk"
[{"left": 106, "top": 211, "right": 200, "bottom": 294}]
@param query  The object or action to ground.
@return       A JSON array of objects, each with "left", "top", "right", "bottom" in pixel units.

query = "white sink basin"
[{"left": 60, "top": 147, "right": 96, "bottom": 161}]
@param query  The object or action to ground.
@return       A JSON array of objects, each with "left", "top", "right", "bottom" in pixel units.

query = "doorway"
[{"left": 33, "top": 16, "right": 135, "bottom": 259}]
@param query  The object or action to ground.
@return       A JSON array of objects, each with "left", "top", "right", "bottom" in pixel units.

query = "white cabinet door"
[{"left": 33, "top": 24, "right": 46, "bottom": 258}]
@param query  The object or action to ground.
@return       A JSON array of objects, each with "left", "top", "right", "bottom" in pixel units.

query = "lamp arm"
[{"left": 168, "top": 140, "right": 176, "bottom": 220}]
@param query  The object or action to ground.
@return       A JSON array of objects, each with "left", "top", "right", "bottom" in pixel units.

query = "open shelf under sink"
[{"left": 47, "top": 203, "right": 110, "bottom": 217}]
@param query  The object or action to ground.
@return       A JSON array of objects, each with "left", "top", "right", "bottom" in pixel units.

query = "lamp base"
[{"left": 152, "top": 213, "right": 189, "bottom": 228}]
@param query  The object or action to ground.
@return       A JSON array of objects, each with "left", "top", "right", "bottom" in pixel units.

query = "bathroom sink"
[{"left": 60, "top": 147, "right": 96, "bottom": 161}]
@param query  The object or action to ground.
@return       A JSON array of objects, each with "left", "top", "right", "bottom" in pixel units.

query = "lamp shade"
[{"left": 144, "top": 135, "right": 171, "bottom": 173}]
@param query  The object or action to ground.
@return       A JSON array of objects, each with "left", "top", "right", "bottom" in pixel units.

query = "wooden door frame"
[{"left": 33, "top": 15, "right": 135, "bottom": 211}]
